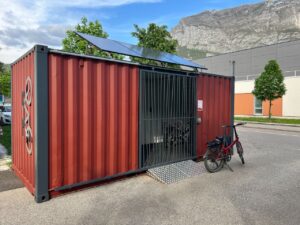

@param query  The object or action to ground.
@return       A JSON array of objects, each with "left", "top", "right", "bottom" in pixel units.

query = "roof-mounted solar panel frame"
[{"left": 75, "top": 32, "right": 205, "bottom": 69}]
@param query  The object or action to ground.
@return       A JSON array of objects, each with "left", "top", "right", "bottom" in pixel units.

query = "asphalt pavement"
[
  {"left": 0, "top": 126, "right": 299, "bottom": 225},
  {"left": 0, "top": 170, "right": 23, "bottom": 192}
]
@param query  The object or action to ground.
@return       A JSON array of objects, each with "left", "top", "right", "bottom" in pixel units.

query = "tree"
[
  {"left": 131, "top": 23, "right": 178, "bottom": 66},
  {"left": 252, "top": 60, "right": 286, "bottom": 119},
  {"left": 0, "top": 61, "right": 4, "bottom": 74},
  {"left": 62, "top": 17, "right": 122, "bottom": 59},
  {"left": 0, "top": 70, "right": 11, "bottom": 97}
]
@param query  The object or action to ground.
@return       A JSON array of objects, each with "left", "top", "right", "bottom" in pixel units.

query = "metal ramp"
[{"left": 147, "top": 160, "right": 206, "bottom": 184}]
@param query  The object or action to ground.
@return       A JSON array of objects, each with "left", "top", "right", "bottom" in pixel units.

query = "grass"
[
  {"left": 0, "top": 125, "right": 11, "bottom": 155},
  {"left": 6, "top": 159, "right": 12, "bottom": 168},
  {"left": 235, "top": 117, "right": 300, "bottom": 125}
]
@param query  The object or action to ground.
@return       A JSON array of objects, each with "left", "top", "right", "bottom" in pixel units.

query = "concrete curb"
[
  {"left": 236, "top": 121, "right": 300, "bottom": 128},
  {"left": 236, "top": 121, "right": 300, "bottom": 132}
]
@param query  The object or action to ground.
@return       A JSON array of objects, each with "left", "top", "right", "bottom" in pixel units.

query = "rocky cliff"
[{"left": 172, "top": 0, "right": 300, "bottom": 57}]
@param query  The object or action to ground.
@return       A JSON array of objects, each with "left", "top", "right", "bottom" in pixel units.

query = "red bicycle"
[{"left": 204, "top": 122, "right": 246, "bottom": 173}]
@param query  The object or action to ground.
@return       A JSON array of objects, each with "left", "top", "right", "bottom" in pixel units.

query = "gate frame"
[{"left": 138, "top": 68, "right": 198, "bottom": 170}]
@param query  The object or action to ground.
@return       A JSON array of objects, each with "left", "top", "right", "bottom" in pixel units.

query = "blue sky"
[
  {"left": 0, "top": 0, "right": 263, "bottom": 63},
  {"left": 102, "top": 0, "right": 263, "bottom": 42}
]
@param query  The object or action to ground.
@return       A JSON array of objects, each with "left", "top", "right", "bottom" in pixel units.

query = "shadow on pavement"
[{"left": 0, "top": 170, "right": 24, "bottom": 192}]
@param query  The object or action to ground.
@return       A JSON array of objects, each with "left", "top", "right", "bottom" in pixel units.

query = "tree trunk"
[{"left": 268, "top": 100, "right": 272, "bottom": 120}]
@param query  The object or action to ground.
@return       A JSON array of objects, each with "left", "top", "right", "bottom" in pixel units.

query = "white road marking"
[{"left": 239, "top": 129, "right": 300, "bottom": 138}]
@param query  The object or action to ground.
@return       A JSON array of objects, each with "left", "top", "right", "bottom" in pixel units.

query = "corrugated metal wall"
[
  {"left": 48, "top": 53, "right": 139, "bottom": 191},
  {"left": 196, "top": 39, "right": 300, "bottom": 80},
  {"left": 196, "top": 74, "right": 233, "bottom": 157},
  {"left": 11, "top": 49, "right": 35, "bottom": 194},
  {"left": 11, "top": 47, "right": 234, "bottom": 200}
]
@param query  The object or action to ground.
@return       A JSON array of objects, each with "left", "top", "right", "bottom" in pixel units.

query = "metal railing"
[{"left": 235, "top": 70, "right": 300, "bottom": 81}]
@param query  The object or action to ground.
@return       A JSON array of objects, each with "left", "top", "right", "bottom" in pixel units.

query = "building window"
[{"left": 254, "top": 97, "right": 262, "bottom": 115}]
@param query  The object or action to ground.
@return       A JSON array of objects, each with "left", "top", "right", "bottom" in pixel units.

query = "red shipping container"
[{"left": 11, "top": 45, "right": 234, "bottom": 202}]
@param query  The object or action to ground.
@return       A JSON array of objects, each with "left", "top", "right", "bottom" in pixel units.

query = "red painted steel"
[
  {"left": 48, "top": 53, "right": 139, "bottom": 191},
  {"left": 11, "top": 50, "right": 35, "bottom": 194},
  {"left": 11, "top": 46, "right": 233, "bottom": 201},
  {"left": 196, "top": 74, "right": 233, "bottom": 157}
]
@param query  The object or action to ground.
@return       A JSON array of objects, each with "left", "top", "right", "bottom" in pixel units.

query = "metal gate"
[{"left": 139, "top": 70, "right": 197, "bottom": 169}]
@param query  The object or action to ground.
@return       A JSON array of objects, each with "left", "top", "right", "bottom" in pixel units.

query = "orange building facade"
[{"left": 235, "top": 93, "right": 282, "bottom": 116}]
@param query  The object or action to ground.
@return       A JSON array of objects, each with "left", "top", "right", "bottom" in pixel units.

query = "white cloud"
[
  {"left": 0, "top": 46, "right": 31, "bottom": 65},
  {"left": 0, "top": 0, "right": 161, "bottom": 63}
]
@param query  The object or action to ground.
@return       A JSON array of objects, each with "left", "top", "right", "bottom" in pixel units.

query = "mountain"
[{"left": 171, "top": 0, "right": 300, "bottom": 59}]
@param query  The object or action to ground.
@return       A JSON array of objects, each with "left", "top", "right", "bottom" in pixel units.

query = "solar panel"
[{"left": 75, "top": 32, "right": 204, "bottom": 69}]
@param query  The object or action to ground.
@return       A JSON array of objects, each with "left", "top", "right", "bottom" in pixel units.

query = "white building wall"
[
  {"left": 235, "top": 77, "right": 300, "bottom": 117},
  {"left": 235, "top": 80, "right": 254, "bottom": 94},
  {"left": 282, "top": 77, "right": 300, "bottom": 117}
]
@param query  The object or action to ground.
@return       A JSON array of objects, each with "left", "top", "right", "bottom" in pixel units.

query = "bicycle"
[{"left": 204, "top": 122, "right": 246, "bottom": 173}]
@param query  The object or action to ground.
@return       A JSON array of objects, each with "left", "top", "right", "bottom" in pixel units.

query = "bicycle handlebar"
[
  {"left": 221, "top": 122, "right": 246, "bottom": 128},
  {"left": 235, "top": 122, "right": 247, "bottom": 126}
]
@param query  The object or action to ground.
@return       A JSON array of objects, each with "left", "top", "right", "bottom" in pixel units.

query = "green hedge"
[{"left": 0, "top": 125, "right": 11, "bottom": 155}]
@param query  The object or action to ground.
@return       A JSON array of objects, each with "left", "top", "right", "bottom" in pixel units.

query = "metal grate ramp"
[{"left": 147, "top": 160, "right": 206, "bottom": 184}]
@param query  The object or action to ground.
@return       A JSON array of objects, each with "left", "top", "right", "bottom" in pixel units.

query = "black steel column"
[
  {"left": 34, "top": 45, "right": 49, "bottom": 203},
  {"left": 138, "top": 71, "right": 143, "bottom": 169},
  {"left": 230, "top": 73, "right": 235, "bottom": 139}
]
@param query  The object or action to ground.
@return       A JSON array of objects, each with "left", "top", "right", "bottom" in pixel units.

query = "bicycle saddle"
[
  {"left": 207, "top": 138, "right": 222, "bottom": 147},
  {"left": 216, "top": 136, "right": 224, "bottom": 141}
]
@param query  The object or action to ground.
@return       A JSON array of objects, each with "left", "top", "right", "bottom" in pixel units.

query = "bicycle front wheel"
[
  {"left": 204, "top": 151, "right": 224, "bottom": 173},
  {"left": 236, "top": 141, "right": 245, "bottom": 164}
]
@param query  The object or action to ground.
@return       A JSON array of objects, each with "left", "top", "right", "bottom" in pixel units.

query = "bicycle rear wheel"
[
  {"left": 236, "top": 141, "right": 245, "bottom": 164},
  {"left": 204, "top": 150, "right": 224, "bottom": 173}
]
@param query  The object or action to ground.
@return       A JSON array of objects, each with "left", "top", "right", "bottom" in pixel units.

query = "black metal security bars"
[{"left": 139, "top": 70, "right": 197, "bottom": 169}]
